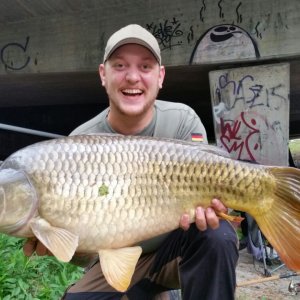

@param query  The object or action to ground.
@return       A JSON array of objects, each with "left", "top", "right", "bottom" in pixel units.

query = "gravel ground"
[{"left": 235, "top": 249, "right": 300, "bottom": 299}]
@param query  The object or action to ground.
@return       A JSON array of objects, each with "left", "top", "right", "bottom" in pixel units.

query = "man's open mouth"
[{"left": 122, "top": 89, "right": 143, "bottom": 96}]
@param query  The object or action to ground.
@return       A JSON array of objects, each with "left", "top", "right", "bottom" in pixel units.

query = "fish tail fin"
[{"left": 254, "top": 167, "right": 300, "bottom": 270}]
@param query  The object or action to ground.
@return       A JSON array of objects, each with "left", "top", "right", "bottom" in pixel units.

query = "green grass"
[{"left": 0, "top": 234, "right": 84, "bottom": 299}]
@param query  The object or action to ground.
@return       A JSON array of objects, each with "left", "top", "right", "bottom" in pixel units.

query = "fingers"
[
  {"left": 195, "top": 207, "right": 220, "bottom": 231},
  {"left": 195, "top": 207, "right": 207, "bottom": 231},
  {"left": 179, "top": 214, "right": 190, "bottom": 231},
  {"left": 36, "top": 241, "right": 52, "bottom": 256},
  {"left": 183, "top": 199, "right": 228, "bottom": 232},
  {"left": 23, "top": 238, "right": 53, "bottom": 257},
  {"left": 211, "top": 198, "right": 228, "bottom": 213},
  {"left": 23, "top": 237, "right": 38, "bottom": 257},
  {"left": 204, "top": 207, "right": 219, "bottom": 230}
]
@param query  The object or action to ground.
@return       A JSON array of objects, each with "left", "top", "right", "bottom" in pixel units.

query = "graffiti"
[
  {"left": 187, "top": 26, "right": 194, "bottom": 44},
  {"left": 146, "top": 18, "right": 183, "bottom": 50},
  {"left": 143, "top": 1, "right": 291, "bottom": 63},
  {"left": 266, "top": 84, "right": 288, "bottom": 109},
  {"left": 210, "top": 63, "right": 290, "bottom": 165},
  {"left": 215, "top": 73, "right": 288, "bottom": 111},
  {"left": 1, "top": 36, "right": 31, "bottom": 71},
  {"left": 219, "top": 111, "right": 287, "bottom": 163},
  {"left": 220, "top": 112, "right": 263, "bottom": 161},
  {"left": 218, "top": 0, "right": 224, "bottom": 19},
  {"left": 199, "top": 0, "right": 206, "bottom": 22},
  {"left": 274, "top": 12, "right": 289, "bottom": 30},
  {"left": 190, "top": 24, "right": 260, "bottom": 64},
  {"left": 254, "top": 22, "right": 262, "bottom": 39},
  {"left": 236, "top": 2, "right": 242, "bottom": 23},
  {"left": 250, "top": 12, "right": 288, "bottom": 41}
]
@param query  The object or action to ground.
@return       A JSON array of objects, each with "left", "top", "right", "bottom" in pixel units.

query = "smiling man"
[
  {"left": 24, "top": 24, "right": 238, "bottom": 300},
  {"left": 99, "top": 42, "right": 165, "bottom": 135}
]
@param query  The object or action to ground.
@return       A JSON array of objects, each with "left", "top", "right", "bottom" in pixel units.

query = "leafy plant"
[{"left": 0, "top": 234, "right": 83, "bottom": 299}]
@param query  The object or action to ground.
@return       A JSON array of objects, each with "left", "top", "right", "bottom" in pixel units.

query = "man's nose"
[{"left": 125, "top": 68, "right": 140, "bottom": 83}]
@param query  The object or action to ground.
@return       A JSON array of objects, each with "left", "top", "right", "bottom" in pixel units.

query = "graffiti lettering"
[
  {"left": 220, "top": 112, "right": 260, "bottom": 161},
  {"left": 266, "top": 84, "right": 288, "bottom": 110},
  {"left": 211, "top": 63, "right": 290, "bottom": 166},
  {"left": 1, "top": 36, "right": 31, "bottom": 71},
  {"left": 247, "top": 84, "right": 264, "bottom": 107},
  {"left": 216, "top": 73, "right": 288, "bottom": 111},
  {"left": 146, "top": 19, "right": 183, "bottom": 50}
]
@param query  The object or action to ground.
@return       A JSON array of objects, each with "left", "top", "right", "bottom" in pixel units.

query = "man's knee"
[
  {"left": 186, "top": 220, "right": 238, "bottom": 256},
  {"left": 204, "top": 220, "right": 238, "bottom": 245}
]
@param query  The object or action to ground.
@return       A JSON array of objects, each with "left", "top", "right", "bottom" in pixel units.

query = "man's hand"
[
  {"left": 23, "top": 237, "right": 53, "bottom": 257},
  {"left": 179, "top": 198, "right": 227, "bottom": 231},
  {"left": 23, "top": 237, "right": 97, "bottom": 268}
]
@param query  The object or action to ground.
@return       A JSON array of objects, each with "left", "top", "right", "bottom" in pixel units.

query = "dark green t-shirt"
[{"left": 70, "top": 100, "right": 208, "bottom": 252}]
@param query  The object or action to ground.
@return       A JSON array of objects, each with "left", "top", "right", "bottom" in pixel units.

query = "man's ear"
[
  {"left": 158, "top": 66, "right": 165, "bottom": 89},
  {"left": 99, "top": 64, "right": 105, "bottom": 86}
]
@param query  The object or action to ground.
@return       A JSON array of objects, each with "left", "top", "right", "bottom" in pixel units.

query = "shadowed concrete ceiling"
[{"left": 0, "top": 0, "right": 111, "bottom": 23}]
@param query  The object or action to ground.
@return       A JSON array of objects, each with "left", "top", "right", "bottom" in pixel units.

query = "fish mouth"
[{"left": 0, "top": 169, "right": 38, "bottom": 235}]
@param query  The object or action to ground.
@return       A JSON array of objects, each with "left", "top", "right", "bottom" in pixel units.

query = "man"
[{"left": 24, "top": 24, "right": 238, "bottom": 300}]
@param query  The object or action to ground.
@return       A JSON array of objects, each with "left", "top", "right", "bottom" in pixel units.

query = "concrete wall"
[
  {"left": 0, "top": 0, "right": 299, "bottom": 74},
  {"left": 209, "top": 63, "right": 290, "bottom": 165}
]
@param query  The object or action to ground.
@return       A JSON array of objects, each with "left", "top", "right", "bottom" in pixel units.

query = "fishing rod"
[
  {"left": 237, "top": 271, "right": 300, "bottom": 287},
  {"left": 0, "top": 123, "right": 64, "bottom": 139}
]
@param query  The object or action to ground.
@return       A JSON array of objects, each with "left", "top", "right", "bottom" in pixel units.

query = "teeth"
[{"left": 122, "top": 89, "right": 142, "bottom": 94}]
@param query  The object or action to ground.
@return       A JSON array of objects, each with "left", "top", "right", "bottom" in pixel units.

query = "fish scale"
[{"left": 0, "top": 134, "right": 300, "bottom": 292}]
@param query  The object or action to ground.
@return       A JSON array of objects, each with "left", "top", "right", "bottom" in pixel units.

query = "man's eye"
[
  {"left": 142, "top": 64, "right": 151, "bottom": 71},
  {"left": 114, "top": 63, "right": 124, "bottom": 69}
]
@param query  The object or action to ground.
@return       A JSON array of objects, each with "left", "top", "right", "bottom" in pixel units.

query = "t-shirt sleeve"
[
  {"left": 175, "top": 107, "right": 208, "bottom": 144},
  {"left": 154, "top": 101, "right": 208, "bottom": 144}
]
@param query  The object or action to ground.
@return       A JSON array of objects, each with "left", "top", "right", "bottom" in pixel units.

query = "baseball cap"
[{"left": 103, "top": 24, "right": 161, "bottom": 64}]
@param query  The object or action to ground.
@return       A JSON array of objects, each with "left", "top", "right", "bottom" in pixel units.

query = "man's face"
[{"left": 99, "top": 44, "right": 165, "bottom": 118}]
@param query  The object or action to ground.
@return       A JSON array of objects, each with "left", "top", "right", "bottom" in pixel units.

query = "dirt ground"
[{"left": 235, "top": 248, "right": 300, "bottom": 299}]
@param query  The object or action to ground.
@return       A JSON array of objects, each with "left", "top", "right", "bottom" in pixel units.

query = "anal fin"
[{"left": 99, "top": 246, "right": 142, "bottom": 292}]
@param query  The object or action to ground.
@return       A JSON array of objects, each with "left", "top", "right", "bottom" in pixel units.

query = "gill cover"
[{"left": 0, "top": 168, "right": 37, "bottom": 235}]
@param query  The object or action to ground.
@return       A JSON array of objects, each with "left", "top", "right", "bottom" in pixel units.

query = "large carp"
[{"left": 0, "top": 134, "right": 300, "bottom": 291}]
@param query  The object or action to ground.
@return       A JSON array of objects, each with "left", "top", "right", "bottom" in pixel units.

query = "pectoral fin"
[
  {"left": 30, "top": 217, "right": 79, "bottom": 262},
  {"left": 98, "top": 246, "right": 142, "bottom": 292}
]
